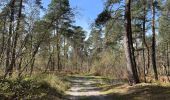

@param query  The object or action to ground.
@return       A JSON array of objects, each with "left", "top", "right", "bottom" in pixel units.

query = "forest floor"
[
  {"left": 0, "top": 74, "right": 70, "bottom": 99},
  {"left": 1, "top": 74, "right": 170, "bottom": 100},
  {"left": 64, "top": 75, "right": 170, "bottom": 100}
]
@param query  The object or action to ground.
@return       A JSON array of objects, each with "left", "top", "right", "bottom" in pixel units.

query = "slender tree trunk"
[
  {"left": 30, "top": 57, "right": 35, "bottom": 76},
  {"left": 56, "top": 28, "right": 61, "bottom": 71},
  {"left": 135, "top": 33, "right": 141, "bottom": 77},
  {"left": 1, "top": 18, "right": 6, "bottom": 55},
  {"left": 45, "top": 44, "right": 52, "bottom": 72},
  {"left": 52, "top": 45, "right": 55, "bottom": 71},
  {"left": 167, "top": 43, "right": 169, "bottom": 75},
  {"left": 9, "top": 0, "right": 23, "bottom": 76},
  {"left": 4, "top": 0, "right": 16, "bottom": 78},
  {"left": 124, "top": 0, "right": 140, "bottom": 85},
  {"left": 142, "top": 0, "right": 147, "bottom": 82},
  {"left": 151, "top": 0, "right": 158, "bottom": 80},
  {"left": 18, "top": 42, "right": 41, "bottom": 77},
  {"left": 0, "top": 17, "right": 6, "bottom": 66},
  {"left": 73, "top": 45, "right": 78, "bottom": 71},
  {"left": 45, "top": 53, "right": 52, "bottom": 72},
  {"left": 128, "top": 2, "right": 139, "bottom": 83},
  {"left": 63, "top": 36, "right": 66, "bottom": 69},
  {"left": 18, "top": 57, "right": 22, "bottom": 75}
]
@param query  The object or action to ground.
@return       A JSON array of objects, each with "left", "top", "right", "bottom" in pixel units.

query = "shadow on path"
[
  {"left": 64, "top": 76, "right": 123, "bottom": 100},
  {"left": 64, "top": 76, "right": 170, "bottom": 100}
]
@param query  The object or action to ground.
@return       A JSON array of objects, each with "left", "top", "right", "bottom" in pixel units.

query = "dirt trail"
[
  {"left": 64, "top": 76, "right": 122, "bottom": 100},
  {"left": 64, "top": 76, "right": 170, "bottom": 100}
]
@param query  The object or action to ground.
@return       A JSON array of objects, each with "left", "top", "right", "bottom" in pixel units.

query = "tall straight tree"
[
  {"left": 151, "top": 0, "right": 158, "bottom": 80},
  {"left": 4, "top": 0, "right": 16, "bottom": 78},
  {"left": 124, "top": 0, "right": 140, "bottom": 84},
  {"left": 142, "top": 0, "right": 149, "bottom": 82},
  {"left": 9, "top": 0, "right": 23, "bottom": 76}
]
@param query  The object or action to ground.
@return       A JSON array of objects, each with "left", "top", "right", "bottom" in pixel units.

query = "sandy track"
[{"left": 65, "top": 76, "right": 112, "bottom": 100}]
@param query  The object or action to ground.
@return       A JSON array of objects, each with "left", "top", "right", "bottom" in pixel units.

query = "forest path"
[
  {"left": 64, "top": 76, "right": 124, "bottom": 100},
  {"left": 64, "top": 76, "right": 170, "bottom": 100}
]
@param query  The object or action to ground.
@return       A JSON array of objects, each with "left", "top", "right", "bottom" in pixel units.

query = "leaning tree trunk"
[
  {"left": 151, "top": 0, "right": 158, "bottom": 80},
  {"left": 124, "top": 0, "right": 140, "bottom": 85},
  {"left": 30, "top": 57, "right": 35, "bottom": 76}
]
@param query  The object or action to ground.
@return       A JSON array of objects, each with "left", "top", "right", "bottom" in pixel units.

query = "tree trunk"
[
  {"left": 45, "top": 52, "right": 52, "bottom": 72},
  {"left": 0, "top": 16, "right": 6, "bottom": 66},
  {"left": 142, "top": 0, "right": 147, "bottom": 82},
  {"left": 151, "top": 0, "right": 158, "bottom": 80},
  {"left": 124, "top": 0, "right": 140, "bottom": 85},
  {"left": 135, "top": 32, "right": 141, "bottom": 77},
  {"left": 9, "top": 0, "right": 23, "bottom": 76},
  {"left": 18, "top": 57, "right": 22, "bottom": 75},
  {"left": 18, "top": 42, "right": 40, "bottom": 77},
  {"left": 4, "top": 0, "right": 16, "bottom": 78},
  {"left": 167, "top": 43, "right": 169, "bottom": 75},
  {"left": 56, "top": 29, "right": 61, "bottom": 71},
  {"left": 30, "top": 57, "right": 35, "bottom": 76}
]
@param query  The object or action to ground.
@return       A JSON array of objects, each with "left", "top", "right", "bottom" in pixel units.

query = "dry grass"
[
  {"left": 0, "top": 73, "right": 70, "bottom": 100},
  {"left": 98, "top": 83, "right": 170, "bottom": 100}
]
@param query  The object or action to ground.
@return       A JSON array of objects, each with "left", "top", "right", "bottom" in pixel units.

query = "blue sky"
[{"left": 42, "top": 0, "right": 104, "bottom": 34}]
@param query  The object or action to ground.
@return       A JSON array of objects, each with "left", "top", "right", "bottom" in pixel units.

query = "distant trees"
[
  {"left": 92, "top": 0, "right": 170, "bottom": 84},
  {"left": 2, "top": 0, "right": 26, "bottom": 77},
  {"left": 159, "top": 0, "right": 170, "bottom": 76},
  {"left": 0, "top": 0, "right": 87, "bottom": 77},
  {"left": 87, "top": 27, "right": 102, "bottom": 63},
  {"left": 94, "top": 0, "right": 140, "bottom": 84},
  {"left": 0, "top": 0, "right": 170, "bottom": 85}
]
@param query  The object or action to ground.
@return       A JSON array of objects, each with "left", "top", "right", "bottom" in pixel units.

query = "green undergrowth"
[{"left": 0, "top": 74, "right": 70, "bottom": 100}]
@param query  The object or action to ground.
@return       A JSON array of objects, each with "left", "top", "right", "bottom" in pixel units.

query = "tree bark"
[
  {"left": 0, "top": 16, "right": 6, "bottom": 65},
  {"left": 30, "top": 57, "right": 35, "bottom": 76},
  {"left": 167, "top": 43, "right": 169, "bottom": 75},
  {"left": 56, "top": 29, "right": 61, "bottom": 71},
  {"left": 4, "top": 0, "right": 16, "bottom": 78},
  {"left": 9, "top": 0, "right": 23, "bottom": 76},
  {"left": 124, "top": 0, "right": 140, "bottom": 85},
  {"left": 142, "top": 1, "right": 150, "bottom": 74},
  {"left": 142, "top": 0, "right": 147, "bottom": 82},
  {"left": 151, "top": 0, "right": 158, "bottom": 80}
]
